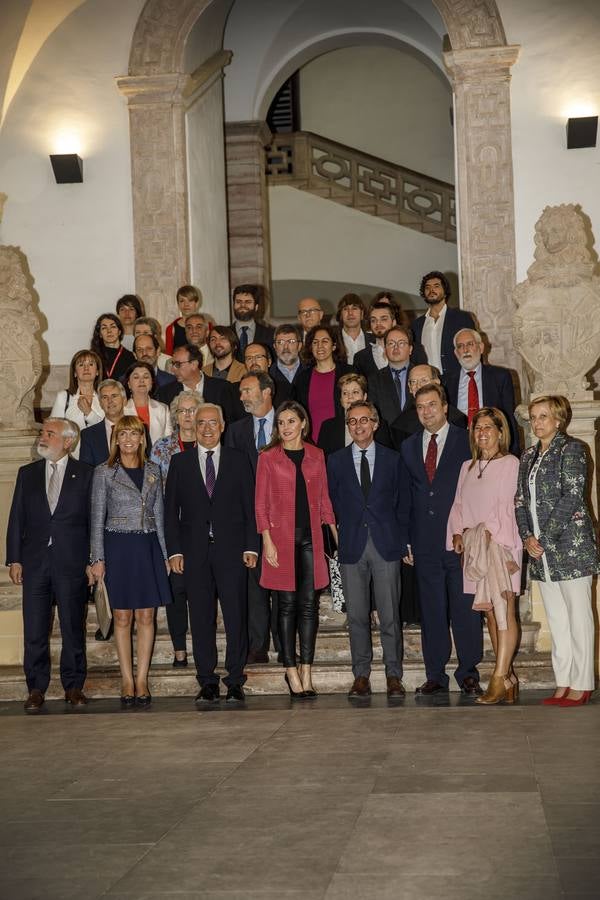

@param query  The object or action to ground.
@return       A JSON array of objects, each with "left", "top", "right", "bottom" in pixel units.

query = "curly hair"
[
  {"left": 419, "top": 271, "right": 451, "bottom": 301},
  {"left": 302, "top": 324, "right": 347, "bottom": 366}
]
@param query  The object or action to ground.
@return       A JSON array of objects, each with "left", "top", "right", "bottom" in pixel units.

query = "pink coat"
[{"left": 255, "top": 443, "right": 335, "bottom": 591}]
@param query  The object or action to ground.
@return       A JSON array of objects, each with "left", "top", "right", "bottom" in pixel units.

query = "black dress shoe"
[
  {"left": 120, "top": 695, "right": 135, "bottom": 708},
  {"left": 136, "top": 693, "right": 152, "bottom": 707},
  {"left": 415, "top": 680, "right": 448, "bottom": 695},
  {"left": 172, "top": 655, "right": 188, "bottom": 668},
  {"left": 461, "top": 676, "right": 483, "bottom": 696},
  {"left": 246, "top": 649, "right": 270, "bottom": 666},
  {"left": 195, "top": 684, "right": 220, "bottom": 705},
  {"left": 226, "top": 685, "right": 246, "bottom": 703}
]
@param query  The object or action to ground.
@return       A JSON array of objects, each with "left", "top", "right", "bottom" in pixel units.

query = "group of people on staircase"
[{"left": 6, "top": 272, "right": 599, "bottom": 712}]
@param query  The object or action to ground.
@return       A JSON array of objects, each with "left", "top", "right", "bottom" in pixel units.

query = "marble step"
[{"left": 0, "top": 652, "right": 554, "bottom": 700}]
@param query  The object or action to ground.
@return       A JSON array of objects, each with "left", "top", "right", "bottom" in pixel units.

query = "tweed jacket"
[
  {"left": 90, "top": 460, "right": 167, "bottom": 562},
  {"left": 515, "top": 432, "right": 600, "bottom": 581},
  {"left": 255, "top": 442, "right": 335, "bottom": 591}
]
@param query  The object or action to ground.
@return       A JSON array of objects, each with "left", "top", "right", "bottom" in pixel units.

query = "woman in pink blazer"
[{"left": 255, "top": 401, "right": 337, "bottom": 698}]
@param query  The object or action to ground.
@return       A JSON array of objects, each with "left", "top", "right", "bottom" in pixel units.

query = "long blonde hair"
[
  {"left": 107, "top": 415, "right": 146, "bottom": 467},
  {"left": 468, "top": 407, "right": 510, "bottom": 469}
]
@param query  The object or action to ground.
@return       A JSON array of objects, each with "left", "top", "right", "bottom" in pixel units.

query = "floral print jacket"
[{"left": 515, "top": 431, "right": 600, "bottom": 582}]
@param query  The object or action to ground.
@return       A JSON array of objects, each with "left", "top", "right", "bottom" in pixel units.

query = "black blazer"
[
  {"left": 269, "top": 362, "right": 308, "bottom": 406},
  {"left": 443, "top": 363, "right": 520, "bottom": 454},
  {"left": 411, "top": 306, "right": 476, "bottom": 377},
  {"left": 157, "top": 376, "right": 237, "bottom": 423},
  {"left": 233, "top": 322, "right": 275, "bottom": 362},
  {"left": 79, "top": 421, "right": 110, "bottom": 467},
  {"left": 293, "top": 362, "right": 354, "bottom": 431},
  {"left": 400, "top": 424, "right": 471, "bottom": 556},
  {"left": 352, "top": 344, "right": 380, "bottom": 380},
  {"left": 224, "top": 415, "right": 259, "bottom": 475},
  {"left": 6, "top": 457, "right": 93, "bottom": 574},
  {"left": 155, "top": 368, "right": 176, "bottom": 390},
  {"left": 164, "top": 446, "right": 258, "bottom": 577},
  {"left": 317, "top": 412, "right": 392, "bottom": 457},
  {"left": 368, "top": 365, "right": 413, "bottom": 426},
  {"left": 390, "top": 399, "right": 467, "bottom": 450}
]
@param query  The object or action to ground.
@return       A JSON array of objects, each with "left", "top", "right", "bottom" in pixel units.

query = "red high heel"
[
  {"left": 541, "top": 688, "right": 569, "bottom": 706},
  {"left": 558, "top": 691, "right": 592, "bottom": 707}
]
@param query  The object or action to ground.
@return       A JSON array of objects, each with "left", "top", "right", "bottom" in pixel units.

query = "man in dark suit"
[
  {"left": 400, "top": 384, "right": 483, "bottom": 695},
  {"left": 231, "top": 284, "right": 275, "bottom": 362},
  {"left": 165, "top": 403, "right": 258, "bottom": 704},
  {"left": 368, "top": 325, "right": 414, "bottom": 427},
  {"left": 411, "top": 271, "right": 476, "bottom": 377},
  {"left": 243, "top": 342, "right": 289, "bottom": 410},
  {"left": 6, "top": 418, "right": 94, "bottom": 713},
  {"left": 443, "top": 327, "right": 520, "bottom": 454},
  {"left": 80, "top": 378, "right": 126, "bottom": 467},
  {"left": 390, "top": 364, "right": 467, "bottom": 450},
  {"left": 225, "top": 371, "right": 279, "bottom": 665},
  {"left": 133, "top": 333, "right": 176, "bottom": 390},
  {"left": 157, "top": 343, "right": 236, "bottom": 424},
  {"left": 353, "top": 301, "right": 397, "bottom": 379},
  {"left": 270, "top": 323, "right": 306, "bottom": 402},
  {"left": 328, "top": 400, "right": 406, "bottom": 699}
]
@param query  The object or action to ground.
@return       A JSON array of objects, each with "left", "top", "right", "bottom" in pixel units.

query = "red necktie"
[
  {"left": 425, "top": 433, "right": 437, "bottom": 483},
  {"left": 467, "top": 371, "right": 480, "bottom": 425}
]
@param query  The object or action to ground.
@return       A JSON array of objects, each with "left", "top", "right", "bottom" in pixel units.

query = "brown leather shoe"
[
  {"left": 461, "top": 676, "right": 483, "bottom": 696},
  {"left": 348, "top": 676, "right": 371, "bottom": 698},
  {"left": 386, "top": 676, "right": 406, "bottom": 698},
  {"left": 24, "top": 689, "right": 44, "bottom": 713},
  {"left": 64, "top": 688, "right": 88, "bottom": 706},
  {"left": 415, "top": 680, "right": 448, "bottom": 695}
]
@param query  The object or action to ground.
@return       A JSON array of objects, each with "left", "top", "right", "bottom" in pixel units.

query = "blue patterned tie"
[
  {"left": 205, "top": 450, "right": 215, "bottom": 498},
  {"left": 256, "top": 417, "right": 267, "bottom": 450}
]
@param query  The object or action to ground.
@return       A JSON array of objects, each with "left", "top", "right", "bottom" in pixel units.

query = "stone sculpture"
[
  {"left": 0, "top": 196, "right": 43, "bottom": 429},
  {"left": 513, "top": 204, "right": 600, "bottom": 398}
]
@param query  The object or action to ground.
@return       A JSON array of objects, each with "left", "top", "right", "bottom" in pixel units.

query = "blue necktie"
[
  {"left": 205, "top": 450, "right": 215, "bottom": 498},
  {"left": 239, "top": 326, "right": 249, "bottom": 353},
  {"left": 256, "top": 418, "right": 267, "bottom": 450},
  {"left": 393, "top": 367, "right": 406, "bottom": 409}
]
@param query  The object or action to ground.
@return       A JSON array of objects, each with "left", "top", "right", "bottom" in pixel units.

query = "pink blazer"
[{"left": 255, "top": 442, "right": 335, "bottom": 591}]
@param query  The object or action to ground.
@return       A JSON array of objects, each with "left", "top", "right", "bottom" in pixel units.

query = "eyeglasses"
[
  {"left": 197, "top": 419, "right": 220, "bottom": 429},
  {"left": 245, "top": 354, "right": 268, "bottom": 363},
  {"left": 347, "top": 416, "right": 377, "bottom": 427},
  {"left": 178, "top": 408, "right": 197, "bottom": 416},
  {"left": 274, "top": 338, "right": 299, "bottom": 347},
  {"left": 298, "top": 308, "right": 321, "bottom": 317},
  {"left": 171, "top": 359, "right": 192, "bottom": 368},
  {"left": 408, "top": 378, "right": 432, "bottom": 389},
  {"left": 386, "top": 340, "right": 409, "bottom": 349}
]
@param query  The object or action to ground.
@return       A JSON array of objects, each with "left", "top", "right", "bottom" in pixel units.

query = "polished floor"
[{"left": 0, "top": 691, "right": 597, "bottom": 900}]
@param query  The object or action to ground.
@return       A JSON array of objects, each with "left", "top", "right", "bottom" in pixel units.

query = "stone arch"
[{"left": 121, "top": 0, "right": 520, "bottom": 372}]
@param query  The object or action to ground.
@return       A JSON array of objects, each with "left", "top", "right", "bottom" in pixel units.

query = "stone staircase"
[
  {"left": 0, "top": 588, "right": 553, "bottom": 700},
  {"left": 266, "top": 130, "right": 456, "bottom": 243}
]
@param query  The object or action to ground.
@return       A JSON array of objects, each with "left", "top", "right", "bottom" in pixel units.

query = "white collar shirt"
[
  {"left": 421, "top": 420, "right": 450, "bottom": 462},
  {"left": 420, "top": 303, "right": 447, "bottom": 371},
  {"left": 342, "top": 329, "right": 366, "bottom": 364},
  {"left": 197, "top": 443, "right": 221, "bottom": 483}
]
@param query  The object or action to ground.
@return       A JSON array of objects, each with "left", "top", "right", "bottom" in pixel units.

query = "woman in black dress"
[
  {"left": 91, "top": 313, "right": 136, "bottom": 382},
  {"left": 90, "top": 415, "right": 171, "bottom": 706}
]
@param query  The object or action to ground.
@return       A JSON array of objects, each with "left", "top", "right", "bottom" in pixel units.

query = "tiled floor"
[{"left": 0, "top": 692, "right": 597, "bottom": 899}]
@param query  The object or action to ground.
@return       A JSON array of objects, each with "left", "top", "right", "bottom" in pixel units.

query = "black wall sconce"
[
  {"left": 566, "top": 116, "right": 598, "bottom": 149},
  {"left": 49, "top": 153, "right": 83, "bottom": 183}
]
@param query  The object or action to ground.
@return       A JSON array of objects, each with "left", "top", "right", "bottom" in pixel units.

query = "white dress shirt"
[
  {"left": 421, "top": 420, "right": 450, "bottom": 462},
  {"left": 372, "top": 341, "right": 387, "bottom": 371},
  {"left": 45, "top": 453, "right": 69, "bottom": 499},
  {"left": 351, "top": 440, "right": 376, "bottom": 483},
  {"left": 342, "top": 329, "right": 366, "bottom": 364},
  {"left": 197, "top": 443, "right": 221, "bottom": 483},
  {"left": 420, "top": 303, "right": 447, "bottom": 371},
  {"left": 456, "top": 363, "right": 483, "bottom": 415}
]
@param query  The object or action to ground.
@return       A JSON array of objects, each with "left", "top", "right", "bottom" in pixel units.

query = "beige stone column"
[
  {"left": 225, "top": 121, "right": 272, "bottom": 293},
  {"left": 116, "top": 73, "right": 191, "bottom": 327},
  {"left": 444, "top": 46, "right": 521, "bottom": 375}
]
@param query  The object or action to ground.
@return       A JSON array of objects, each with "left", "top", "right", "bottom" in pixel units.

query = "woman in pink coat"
[
  {"left": 448, "top": 407, "right": 522, "bottom": 705},
  {"left": 255, "top": 401, "right": 337, "bottom": 698}
]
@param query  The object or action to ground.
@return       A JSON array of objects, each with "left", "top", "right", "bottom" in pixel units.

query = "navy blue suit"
[
  {"left": 79, "top": 421, "right": 110, "bottom": 467},
  {"left": 155, "top": 368, "right": 176, "bottom": 390},
  {"left": 6, "top": 457, "right": 93, "bottom": 693},
  {"left": 443, "top": 363, "right": 520, "bottom": 454},
  {"left": 400, "top": 424, "right": 483, "bottom": 687},
  {"left": 412, "top": 306, "right": 476, "bottom": 377}
]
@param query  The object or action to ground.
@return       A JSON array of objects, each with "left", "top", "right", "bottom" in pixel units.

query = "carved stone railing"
[{"left": 266, "top": 131, "right": 456, "bottom": 243}]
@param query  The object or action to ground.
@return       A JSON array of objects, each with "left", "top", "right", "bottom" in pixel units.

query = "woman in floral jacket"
[{"left": 515, "top": 395, "right": 599, "bottom": 706}]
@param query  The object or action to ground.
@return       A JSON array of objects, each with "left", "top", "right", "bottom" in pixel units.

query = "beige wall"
[{"left": 299, "top": 44, "right": 454, "bottom": 183}]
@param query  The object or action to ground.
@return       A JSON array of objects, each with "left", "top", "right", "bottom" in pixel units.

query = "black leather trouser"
[{"left": 277, "top": 528, "right": 320, "bottom": 667}]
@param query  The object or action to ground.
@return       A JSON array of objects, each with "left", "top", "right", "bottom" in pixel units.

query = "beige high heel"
[{"left": 476, "top": 674, "right": 513, "bottom": 705}]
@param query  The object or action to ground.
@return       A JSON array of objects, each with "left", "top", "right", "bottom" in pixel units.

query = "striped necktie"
[{"left": 47, "top": 462, "right": 60, "bottom": 514}]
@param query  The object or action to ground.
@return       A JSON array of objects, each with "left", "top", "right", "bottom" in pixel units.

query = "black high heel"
[{"left": 284, "top": 673, "right": 306, "bottom": 700}]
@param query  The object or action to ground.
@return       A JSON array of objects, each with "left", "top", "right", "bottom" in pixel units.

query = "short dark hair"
[
  {"left": 116, "top": 294, "right": 144, "bottom": 317},
  {"left": 336, "top": 293, "right": 366, "bottom": 324},
  {"left": 414, "top": 382, "right": 447, "bottom": 404},
  {"left": 123, "top": 360, "right": 157, "bottom": 398},
  {"left": 302, "top": 323, "right": 347, "bottom": 366},
  {"left": 133, "top": 332, "right": 160, "bottom": 354},
  {"left": 210, "top": 324, "right": 239, "bottom": 353},
  {"left": 245, "top": 341, "right": 273, "bottom": 366},
  {"left": 384, "top": 325, "right": 413, "bottom": 347},
  {"left": 174, "top": 343, "right": 204, "bottom": 369},
  {"left": 368, "top": 300, "right": 399, "bottom": 323},
  {"left": 274, "top": 323, "right": 303, "bottom": 343},
  {"left": 241, "top": 370, "right": 275, "bottom": 398},
  {"left": 419, "top": 271, "right": 451, "bottom": 300},
  {"left": 232, "top": 284, "right": 261, "bottom": 305}
]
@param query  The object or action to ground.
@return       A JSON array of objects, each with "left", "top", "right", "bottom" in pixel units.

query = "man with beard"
[
  {"left": 270, "top": 323, "right": 307, "bottom": 402},
  {"left": 411, "top": 271, "right": 476, "bottom": 377},
  {"left": 225, "top": 371, "right": 279, "bottom": 664},
  {"left": 353, "top": 301, "right": 398, "bottom": 379},
  {"left": 6, "top": 419, "right": 94, "bottom": 712},
  {"left": 231, "top": 284, "right": 275, "bottom": 361},
  {"left": 184, "top": 312, "right": 211, "bottom": 367},
  {"left": 205, "top": 325, "right": 247, "bottom": 383}
]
